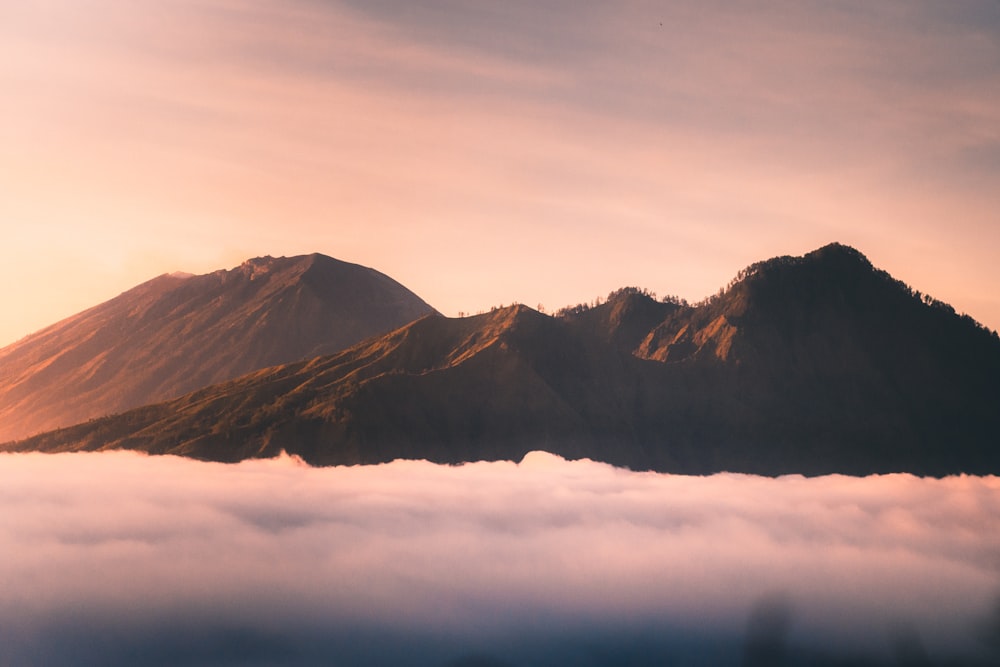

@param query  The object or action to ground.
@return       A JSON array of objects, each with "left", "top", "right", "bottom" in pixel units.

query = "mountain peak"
[
  {"left": 806, "top": 242, "right": 870, "bottom": 263},
  {"left": 728, "top": 242, "right": 874, "bottom": 290},
  {"left": 234, "top": 252, "right": 318, "bottom": 273},
  {"left": 237, "top": 255, "right": 280, "bottom": 280},
  {"left": 564, "top": 288, "right": 681, "bottom": 351},
  {"left": 801, "top": 243, "right": 875, "bottom": 276},
  {"left": 216, "top": 253, "right": 392, "bottom": 288},
  {"left": 465, "top": 304, "right": 545, "bottom": 339},
  {"left": 242, "top": 254, "right": 277, "bottom": 266},
  {"left": 0, "top": 253, "right": 436, "bottom": 442}
]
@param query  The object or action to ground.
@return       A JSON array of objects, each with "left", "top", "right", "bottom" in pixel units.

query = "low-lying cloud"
[{"left": 1, "top": 450, "right": 999, "bottom": 665}]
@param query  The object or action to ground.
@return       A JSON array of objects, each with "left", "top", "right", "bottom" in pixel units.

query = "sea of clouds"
[{"left": 2, "top": 450, "right": 999, "bottom": 666}]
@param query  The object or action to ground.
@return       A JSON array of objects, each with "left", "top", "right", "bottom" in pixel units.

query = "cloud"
[
  {"left": 2, "top": 0, "right": 1000, "bottom": 347},
  {"left": 1, "top": 451, "right": 999, "bottom": 665}
]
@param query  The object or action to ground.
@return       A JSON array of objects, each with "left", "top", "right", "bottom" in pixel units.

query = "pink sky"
[{"left": 2, "top": 1, "right": 999, "bottom": 346}]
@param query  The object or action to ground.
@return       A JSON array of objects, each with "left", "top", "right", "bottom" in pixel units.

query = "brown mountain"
[
  {"left": 0, "top": 253, "right": 435, "bottom": 442},
  {"left": 5, "top": 243, "right": 999, "bottom": 475}
]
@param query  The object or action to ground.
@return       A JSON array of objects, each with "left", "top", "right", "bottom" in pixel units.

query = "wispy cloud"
[{"left": 1, "top": 1, "right": 999, "bottom": 345}]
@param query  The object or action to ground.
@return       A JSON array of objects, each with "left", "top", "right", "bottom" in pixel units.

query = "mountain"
[
  {"left": 0, "top": 253, "right": 436, "bottom": 442},
  {"left": 5, "top": 243, "right": 999, "bottom": 475}
]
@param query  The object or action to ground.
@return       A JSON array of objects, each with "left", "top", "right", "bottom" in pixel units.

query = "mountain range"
[{"left": 2, "top": 243, "right": 998, "bottom": 475}]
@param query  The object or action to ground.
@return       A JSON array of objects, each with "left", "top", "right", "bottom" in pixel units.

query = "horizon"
[
  {"left": 2, "top": 239, "right": 997, "bottom": 349},
  {"left": 2, "top": 1, "right": 999, "bottom": 344}
]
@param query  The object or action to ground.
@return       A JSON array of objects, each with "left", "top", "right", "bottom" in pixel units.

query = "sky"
[
  {"left": 2, "top": 450, "right": 999, "bottom": 665},
  {"left": 2, "top": 0, "right": 999, "bottom": 346}
]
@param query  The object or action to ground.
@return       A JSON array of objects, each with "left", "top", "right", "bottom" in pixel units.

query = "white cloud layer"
[{"left": 1, "top": 450, "right": 999, "bottom": 665}]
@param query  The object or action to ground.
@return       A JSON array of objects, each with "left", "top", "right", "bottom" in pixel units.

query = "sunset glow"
[{"left": 2, "top": 1, "right": 999, "bottom": 345}]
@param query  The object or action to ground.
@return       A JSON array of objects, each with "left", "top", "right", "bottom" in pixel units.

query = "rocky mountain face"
[
  {"left": 0, "top": 254, "right": 435, "bottom": 441},
  {"left": 5, "top": 244, "right": 999, "bottom": 475}
]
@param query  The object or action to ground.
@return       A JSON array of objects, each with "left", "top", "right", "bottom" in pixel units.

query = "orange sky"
[{"left": 2, "top": 1, "right": 999, "bottom": 346}]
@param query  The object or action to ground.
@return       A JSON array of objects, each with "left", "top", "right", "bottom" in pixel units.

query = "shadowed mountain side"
[
  {"left": 1, "top": 308, "right": 656, "bottom": 467},
  {"left": 5, "top": 244, "right": 999, "bottom": 475},
  {"left": 634, "top": 244, "right": 1000, "bottom": 473},
  {"left": 0, "top": 253, "right": 435, "bottom": 441}
]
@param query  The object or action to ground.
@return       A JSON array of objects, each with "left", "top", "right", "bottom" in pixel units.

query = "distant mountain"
[
  {"left": 5, "top": 244, "right": 999, "bottom": 475},
  {"left": 0, "top": 254, "right": 436, "bottom": 442}
]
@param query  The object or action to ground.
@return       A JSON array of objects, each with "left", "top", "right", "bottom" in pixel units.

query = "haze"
[
  {"left": 2, "top": 451, "right": 999, "bottom": 665},
  {"left": 2, "top": 1, "right": 1000, "bottom": 346}
]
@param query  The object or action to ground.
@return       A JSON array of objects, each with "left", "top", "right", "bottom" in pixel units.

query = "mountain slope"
[
  {"left": 0, "top": 253, "right": 435, "bottom": 441},
  {"left": 0, "top": 307, "right": 637, "bottom": 464},
  {"left": 5, "top": 244, "right": 999, "bottom": 475}
]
